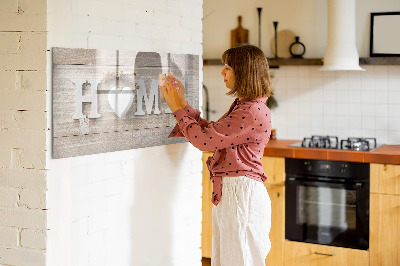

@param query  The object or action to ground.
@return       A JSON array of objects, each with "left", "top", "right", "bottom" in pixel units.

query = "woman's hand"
[
  {"left": 173, "top": 75, "right": 187, "bottom": 108},
  {"left": 160, "top": 75, "right": 184, "bottom": 113}
]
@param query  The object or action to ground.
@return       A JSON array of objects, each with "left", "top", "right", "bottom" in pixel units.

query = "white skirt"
[{"left": 211, "top": 176, "right": 271, "bottom": 266}]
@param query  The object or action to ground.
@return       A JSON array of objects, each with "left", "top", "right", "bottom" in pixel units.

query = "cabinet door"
[
  {"left": 284, "top": 241, "right": 369, "bottom": 266},
  {"left": 264, "top": 184, "right": 284, "bottom": 266},
  {"left": 370, "top": 163, "right": 400, "bottom": 195},
  {"left": 261, "top": 156, "right": 285, "bottom": 185},
  {"left": 370, "top": 193, "right": 400, "bottom": 266},
  {"left": 202, "top": 152, "right": 213, "bottom": 258}
]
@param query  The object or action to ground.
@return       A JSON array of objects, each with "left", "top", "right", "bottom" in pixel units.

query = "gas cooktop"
[{"left": 289, "top": 135, "right": 383, "bottom": 151}]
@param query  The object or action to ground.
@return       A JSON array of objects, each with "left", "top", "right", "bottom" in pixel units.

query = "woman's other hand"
[
  {"left": 168, "top": 74, "right": 187, "bottom": 109},
  {"left": 160, "top": 76, "right": 184, "bottom": 113}
]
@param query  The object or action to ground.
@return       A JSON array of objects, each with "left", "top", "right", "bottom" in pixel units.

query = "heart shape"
[{"left": 108, "top": 86, "right": 134, "bottom": 118}]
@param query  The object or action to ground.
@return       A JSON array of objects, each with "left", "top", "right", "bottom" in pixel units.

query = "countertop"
[{"left": 263, "top": 139, "right": 400, "bottom": 165}]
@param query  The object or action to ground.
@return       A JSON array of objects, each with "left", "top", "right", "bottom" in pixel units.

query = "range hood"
[{"left": 320, "top": 0, "right": 365, "bottom": 71}]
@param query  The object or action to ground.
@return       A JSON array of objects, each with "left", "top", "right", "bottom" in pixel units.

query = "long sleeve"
[
  {"left": 168, "top": 104, "right": 211, "bottom": 137},
  {"left": 171, "top": 105, "right": 257, "bottom": 152}
]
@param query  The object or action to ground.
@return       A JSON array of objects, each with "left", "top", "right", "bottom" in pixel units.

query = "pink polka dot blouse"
[{"left": 168, "top": 97, "right": 272, "bottom": 206}]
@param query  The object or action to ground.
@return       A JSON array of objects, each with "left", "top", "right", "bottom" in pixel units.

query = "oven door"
[{"left": 285, "top": 177, "right": 369, "bottom": 250}]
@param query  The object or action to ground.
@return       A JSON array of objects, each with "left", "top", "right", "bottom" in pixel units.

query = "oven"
[{"left": 285, "top": 158, "right": 370, "bottom": 250}]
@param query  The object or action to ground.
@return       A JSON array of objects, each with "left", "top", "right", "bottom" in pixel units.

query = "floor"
[{"left": 202, "top": 257, "right": 211, "bottom": 266}]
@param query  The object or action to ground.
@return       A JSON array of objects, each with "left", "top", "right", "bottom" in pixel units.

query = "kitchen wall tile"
[
  {"left": 323, "top": 115, "right": 336, "bottom": 129},
  {"left": 349, "top": 116, "right": 362, "bottom": 129},
  {"left": 335, "top": 72, "right": 349, "bottom": 90},
  {"left": 285, "top": 66, "right": 298, "bottom": 77},
  {"left": 298, "top": 77, "right": 311, "bottom": 89},
  {"left": 361, "top": 74, "right": 374, "bottom": 91},
  {"left": 362, "top": 116, "right": 375, "bottom": 130},
  {"left": 388, "top": 131, "right": 400, "bottom": 143},
  {"left": 286, "top": 77, "right": 299, "bottom": 89},
  {"left": 348, "top": 90, "right": 362, "bottom": 103},
  {"left": 362, "top": 129, "right": 375, "bottom": 138},
  {"left": 388, "top": 104, "right": 400, "bottom": 117},
  {"left": 374, "top": 77, "right": 388, "bottom": 91},
  {"left": 388, "top": 117, "right": 400, "bottom": 131},
  {"left": 361, "top": 103, "right": 375, "bottom": 117},
  {"left": 336, "top": 115, "right": 349, "bottom": 129},
  {"left": 348, "top": 103, "right": 362, "bottom": 116},
  {"left": 322, "top": 70, "right": 335, "bottom": 78},
  {"left": 361, "top": 90, "right": 374, "bottom": 103},
  {"left": 349, "top": 128, "right": 362, "bottom": 137},
  {"left": 374, "top": 130, "right": 389, "bottom": 144},
  {"left": 388, "top": 75, "right": 400, "bottom": 91},
  {"left": 388, "top": 91, "right": 400, "bottom": 104},
  {"left": 310, "top": 66, "right": 323, "bottom": 77},
  {"left": 374, "top": 65, "right": 388, "bottom": 77},
  {"left": 375, "top": 104, "right": 389, "bottom": 117},
  {"left": 374, "top": 117, "right": 389, "bottom": 131},
  {"left": 374, "top": 90, "right": 388, "bottom": 104},
  {"left": 298, "top": 67, "right": 311, "bottom": 78},
  {"left": 388, "top": 65, "right": 400, "bottom": 76},
  {"left": 323, "top": 103, "right": 336, "bottom": 115},
  {"left": 336, "top": 90, "right": 349, "bottom": 103},
  {"left": 336, "top": 103, "right": 349, "bottom": 116},
  {"left": 204, "top": 65, "right": 400, "bottom": 144}
]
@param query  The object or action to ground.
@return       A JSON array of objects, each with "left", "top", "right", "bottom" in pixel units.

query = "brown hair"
[{"left": 221, "top": 44, "right": 273, "bottom": 99}]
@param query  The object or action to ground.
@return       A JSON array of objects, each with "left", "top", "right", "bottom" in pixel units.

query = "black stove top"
[{"left": 289, "top": 135, "right": 382, "bottom": 151}]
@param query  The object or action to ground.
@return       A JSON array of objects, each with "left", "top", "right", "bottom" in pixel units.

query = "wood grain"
[{"left": 52, "top": 48, "right": 199, "bottom": 159}]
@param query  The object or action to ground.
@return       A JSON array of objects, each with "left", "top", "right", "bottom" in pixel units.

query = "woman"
[{"left": 161, "top": 44, "right": 273, "bottom": 266}]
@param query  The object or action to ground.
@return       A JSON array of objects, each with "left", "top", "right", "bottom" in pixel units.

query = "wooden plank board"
[{"left": 52, "top": 47, "right": 199, "bottom": 159}]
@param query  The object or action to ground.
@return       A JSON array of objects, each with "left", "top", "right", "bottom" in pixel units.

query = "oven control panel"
[{"left": 286, "top": 158, "right": 369, "bottom": 180}]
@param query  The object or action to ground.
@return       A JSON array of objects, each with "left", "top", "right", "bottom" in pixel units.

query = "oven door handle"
[{"left": 287, "top": 177, "right": 364, "bottom": 189}]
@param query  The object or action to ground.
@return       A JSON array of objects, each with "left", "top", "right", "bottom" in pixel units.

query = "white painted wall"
[
  {"left": 46, "top": 0, "right": 203, "bottom": 266},
  {"left": 203, "top": 0, "right": 400, "bottom": 58},
  {"left": 203, "top": 0, "right": 400, "bottom": 145}
]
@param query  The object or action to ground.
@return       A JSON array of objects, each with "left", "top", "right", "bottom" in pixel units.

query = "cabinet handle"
[{"left": 313, "top": 252, "right": 335, "bottom": 257}]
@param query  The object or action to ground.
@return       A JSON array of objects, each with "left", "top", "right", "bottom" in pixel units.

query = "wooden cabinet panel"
[
  {"left": 261, "top": 156, "right": 285, "bottom": 185},
  {"left": 284, "top": 241, "right": 369, "bottom": 266},
  {"left": 370, "top": 163, "right": 400, "bottom": 195},
  {"left": 264, "top": 184, "right": 285, "bottom": 266},
  {"left": 370, "top": 193, "right": 400, "bottom": 266},
  {"left": 202, "top": 152, "right": 213, "bottom": 258}
]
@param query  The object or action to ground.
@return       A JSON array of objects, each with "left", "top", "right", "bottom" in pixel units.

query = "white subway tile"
[
  {"left": 388, "top": 76, "right": 400, "bottom": 91},
  {"left": 336, "top": 115, "right": 348, "bottom": 129},
  {"left": 374, "top": 77, "right": 388, "bottom": 91},
  {"left": 323, "top": 103, "right": 336, "bottom": 116},
  {"left": 348, "top": 116, "right": 362, "bottom": 129}
]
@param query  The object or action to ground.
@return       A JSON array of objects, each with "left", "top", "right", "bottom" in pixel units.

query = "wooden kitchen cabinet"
[
  {"left": 370, "top": 163, "right": 400, "bottom": 266},
  {"left": 202, "top": 152, "right": 213, "bottom": 258},
  {"left": 201, "top": 153, "right": 286, "bottom": 266},
  {"left": 370, "top": 163, "right": 400, "bottom": 195},
  {"left": 284, "top": 240, "right": 369, "bottom": 266}
]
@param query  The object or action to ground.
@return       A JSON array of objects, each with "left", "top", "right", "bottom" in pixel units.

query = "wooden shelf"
[
  {"left": 359, "top": 57, "right": 400, "bottom": 65},
  {"left": 203, "top": 57, "right": 400, "bottom": 67}
]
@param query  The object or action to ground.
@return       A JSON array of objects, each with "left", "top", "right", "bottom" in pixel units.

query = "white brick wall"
[
  {"left": 46, "top": 1, "right": 203, "bottom": 266},
  {"left": 0, "top": 0, "right": 48, "bottom": 265}
]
